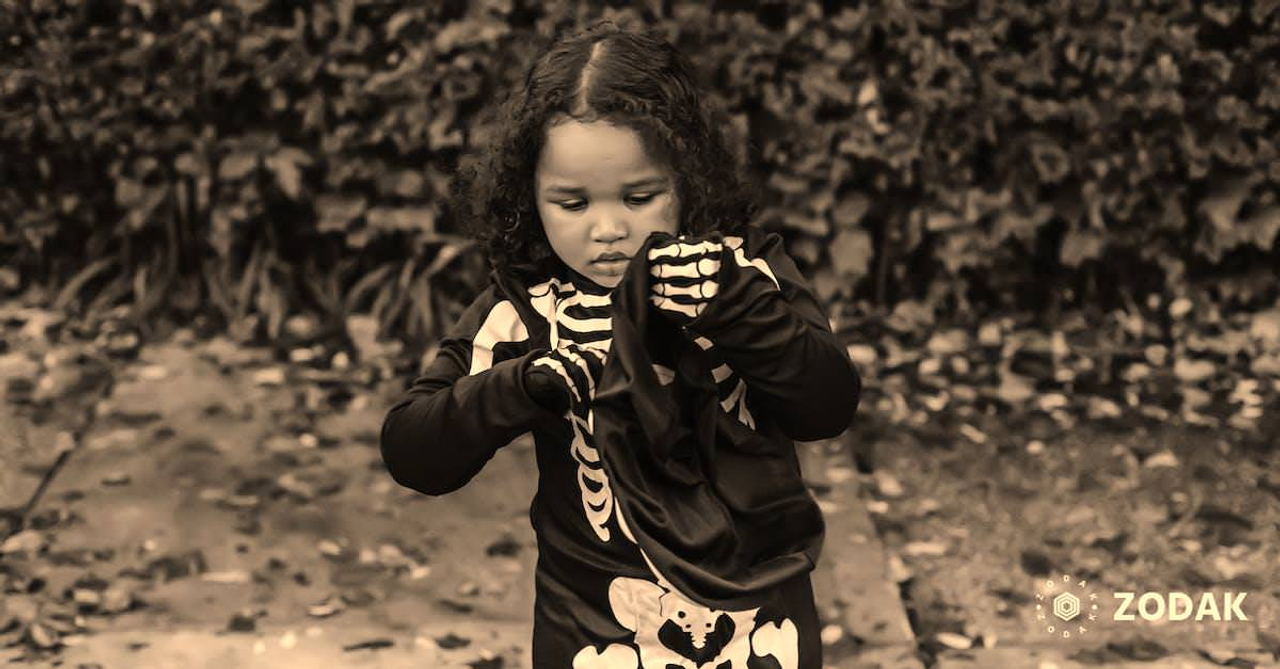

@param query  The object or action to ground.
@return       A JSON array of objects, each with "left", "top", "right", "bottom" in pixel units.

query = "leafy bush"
[{"left": 1, "top": 0, "right": 1277, "bottom": 356}]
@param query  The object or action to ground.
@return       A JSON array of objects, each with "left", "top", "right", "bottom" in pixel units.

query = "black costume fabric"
[
  {"left": 594, "top": 231, "right": 828, "bottom": 611},
  {"left": 381, "top": 226, "right": 861, "bottom": 668}
]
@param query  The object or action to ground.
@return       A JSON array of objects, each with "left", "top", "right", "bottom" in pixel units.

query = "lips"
[{"left": 593, "top": 252, "right": 629, "bottom": 263}]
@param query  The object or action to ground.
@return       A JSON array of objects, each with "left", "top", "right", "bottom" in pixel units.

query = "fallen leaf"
[
  {"left": 846, "top": 344, "right": 878, "bottom": 368},
  {"left": 1036, "top": 393, "right": 1069, "bottom": 412},
  {"left": 926, "top": 329, "right": 970, "bottom": 356},
  {"left": 1, "top": 530, "right": 45, "bottom": 555},
  {"left": 1168, "top": 298, "right": 1193, "bottom": 319},
  {"left": 902, "top": 541, "right": 948, "bottom": 557},
  {"left": 978, "top": 321, "right": 1002, "bottom": 347},
  {"left": 137, "top": 365, "right": 169, "bottom": 381},
  {"left": 277, "top": 473, "right": 316, "bottom": 501},
  {"left": 1019, "top": 549, "right": 1052, "bottom": 576},
  {"left": 825, "top": 466, "right": 855, "bottom": 484},
  {"left": 1142, "top": 451, "right": 1180, "bottom": 469},
  {"left": 466, "top": 655, "right": 504, "bottom": 669},
  {"left": 1087, "top": 397, "right": 1122, "bottom": 419},
  {"left": 27, "top": 623, "right": 60, "bottom": 649},
  {"left": 307, "top": 596, "right": 344, "bottom": 618},
  {"left": 100, "top": 585, "right": 133, "bottom": 613},
  {"left": 97, "top": 471, "right": 130, "bottom": 489},
  {"left": 251, "top": 367, "right": 286, "bottom": 386},
  {"left": 1249, "top": 309, "right": 1280, "bottom": 345},
  {"left": 227, "top": 611, "right": 257, "bottom": 633},
  {"left": 437, "top": 633, "right": 471, "bottom": 649},
  {"left": 935, "top": 632, "right": 972, "bottom": 650},
  {"left": 376, "top": 543, "right": 410, "bottom": 567},
  {"left": 996, "top": 369, "right": 1036, "bottom": 404},
  {"left": 343, "top": 638, "right": 394, "bottom": 652},
  {"left": 1212, "top": 554, "right": 1253, "bottom": 581},
  {"left": 484, "top": 535, "right": 522, "bottom": 558},
  {"left": 959, "top": 424, "right": 986, "bottom": 444},
  {"left": 317, "top": 539, "right": 345, "bottom": 558},
  {"left": 72, "top": 589, "right": 102, "bottom": 608},
  {"left": 886, "top": 553, "right": 913, "bottom": 582},
  {"left": 865, "top": 500, "right": 889, "bottom": 514},
  {"left": 873, "top": 472, "right": 904, "bottom": 498},
  {"left": 1173, "top": 358, "right": 1216, "bottom": 384},
  {"left": 200, "top": 570, "right": 251, "bottom": 584},
  {"left": 4, "top": 595, "right": 40, "bottom": 624},
  {"left": 1122, "top": 363, "right": 1151, "bottom": 383},
  {"left": 340, "top": 589, "right": 376, "bottom": 607}
]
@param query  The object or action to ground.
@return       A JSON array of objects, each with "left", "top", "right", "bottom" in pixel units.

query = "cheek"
[{"left": 535, "top": 204, "right": 565, "bottom": 241}]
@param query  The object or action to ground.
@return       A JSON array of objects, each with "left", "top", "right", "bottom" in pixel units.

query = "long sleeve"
[
  {"left": 684, "top": 228, "right": 861, "bottom": 442},
  {"left": 379, "top": 285, "right": 561, "bottom": 495}
]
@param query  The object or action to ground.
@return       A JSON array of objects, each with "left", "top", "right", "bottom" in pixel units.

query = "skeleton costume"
[{"left": 382, "top": 226, "right": 861, "bottom": 668}]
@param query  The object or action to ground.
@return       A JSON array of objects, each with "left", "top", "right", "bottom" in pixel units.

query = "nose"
[{"left": 589, "top": 208, "right": 628, "bottom": 243}]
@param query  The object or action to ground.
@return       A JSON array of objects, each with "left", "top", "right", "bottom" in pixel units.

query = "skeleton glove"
[
  {"left": 526, "top": 342, "right": 607, "bottom": 415},
  {"left": 647, "top": 233, "right": 722, "bottom": 325}
]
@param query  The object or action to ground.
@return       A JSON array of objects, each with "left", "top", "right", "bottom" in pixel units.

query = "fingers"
[
  {"left": 648, "top": 238, "right": 721, "bottom": 323},
  {"left": 533, "top": 343, "right": 606, "bottom": 404},
  {"left": 647, "top": 239, "right": 721, "bottom": 263},
  {"left": 651, "top": 257, "right": 720, "bottom": 281},
  {"left": 649, "top": 239, "right": 721, "bottom": 283},
  {"left": 650, "top": 297, "right": 703, "bottom": 320},
  {"left": 651, "top": 278, "right": 718, "bottom": 301}
]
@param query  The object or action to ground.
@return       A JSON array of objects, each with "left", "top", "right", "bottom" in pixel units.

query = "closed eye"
[
  {"left": 555, "top": 192, "right": 662, "bottom": 212},
  {"left": 626, "top": 193, "right": 659, "bottom": 206}
]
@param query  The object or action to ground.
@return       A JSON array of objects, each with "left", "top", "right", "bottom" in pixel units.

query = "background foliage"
[{"left": 2, "top": 0, "right": 1278, "bottom": 358}]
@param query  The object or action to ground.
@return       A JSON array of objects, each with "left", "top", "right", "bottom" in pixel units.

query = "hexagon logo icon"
[{"left": 1053, "top": 592, "right": 1081, "bottom": 622}]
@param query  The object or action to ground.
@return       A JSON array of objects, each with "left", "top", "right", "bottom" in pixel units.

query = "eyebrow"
[{"left": 542, "top": 177, "right": 668, "bottom": 194}]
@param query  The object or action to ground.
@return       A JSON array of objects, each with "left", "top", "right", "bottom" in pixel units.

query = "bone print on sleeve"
[
  {"left": 683, "top": 227, "right": 861, "bottom": 441},
  {"left": 380, "top": 285, "right": 562, "bottom": 496}
]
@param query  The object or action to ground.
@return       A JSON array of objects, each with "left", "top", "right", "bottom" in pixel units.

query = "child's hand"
[
  {"left": 647, "top": 234, "right": 722, "bottom": 324},
  {"left": 527, "top": 342, "right": 607, "bottom": 411}
]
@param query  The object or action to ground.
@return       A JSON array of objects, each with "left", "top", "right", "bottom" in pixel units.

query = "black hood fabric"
[{"left": 495, "top": 231, "right": 826, "bottom": 611}]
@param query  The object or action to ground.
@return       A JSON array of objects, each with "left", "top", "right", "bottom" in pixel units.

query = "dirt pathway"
[{"left": 4, "top": 306, "right": 1278, "bottom": 668}]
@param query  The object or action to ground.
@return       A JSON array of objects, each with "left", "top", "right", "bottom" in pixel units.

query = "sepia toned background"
[{"left": 2, "top": 1, "right": 1279, "bottom": 667}]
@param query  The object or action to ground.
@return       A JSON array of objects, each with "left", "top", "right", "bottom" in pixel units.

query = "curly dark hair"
[{"left": 450, "top": 21, "right": 759, "bottom": 280}]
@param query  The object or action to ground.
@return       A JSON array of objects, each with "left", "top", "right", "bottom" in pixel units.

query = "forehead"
[{"left": 537, "top": 119, "right": 665, "bottom": 187}]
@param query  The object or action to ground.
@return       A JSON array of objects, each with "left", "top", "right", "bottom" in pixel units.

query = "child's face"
[{"left": 534, "top": 119, "right": 680, "bottom": 288}]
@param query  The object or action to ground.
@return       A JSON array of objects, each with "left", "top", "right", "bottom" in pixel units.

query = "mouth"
[{"left": 592, "top": 252, "right": 630, "bottom": 264}]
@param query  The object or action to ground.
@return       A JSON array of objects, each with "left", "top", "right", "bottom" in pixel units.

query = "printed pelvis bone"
[
  {"left": 659, "top": 591, "right": 720, "bottom": 649},
  {"left": 606, "top": 576, "right": 757, "bottom": 668}
]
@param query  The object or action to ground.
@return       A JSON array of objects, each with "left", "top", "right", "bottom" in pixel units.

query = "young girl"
[{"left": 381, "top": 22, "right": 860, "bottom": 669}]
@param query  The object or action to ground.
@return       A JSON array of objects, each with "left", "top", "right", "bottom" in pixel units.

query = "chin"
[{"left": 593, "top": 274, "right": 622, "bottom": 288}]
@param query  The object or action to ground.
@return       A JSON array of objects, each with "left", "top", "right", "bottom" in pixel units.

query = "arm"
[
  {"left": 379, "top": 286, "right": 563, "bottom": 495},
  {"left": 673, "top": 228, "right": 861, "bottom": 441}
]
